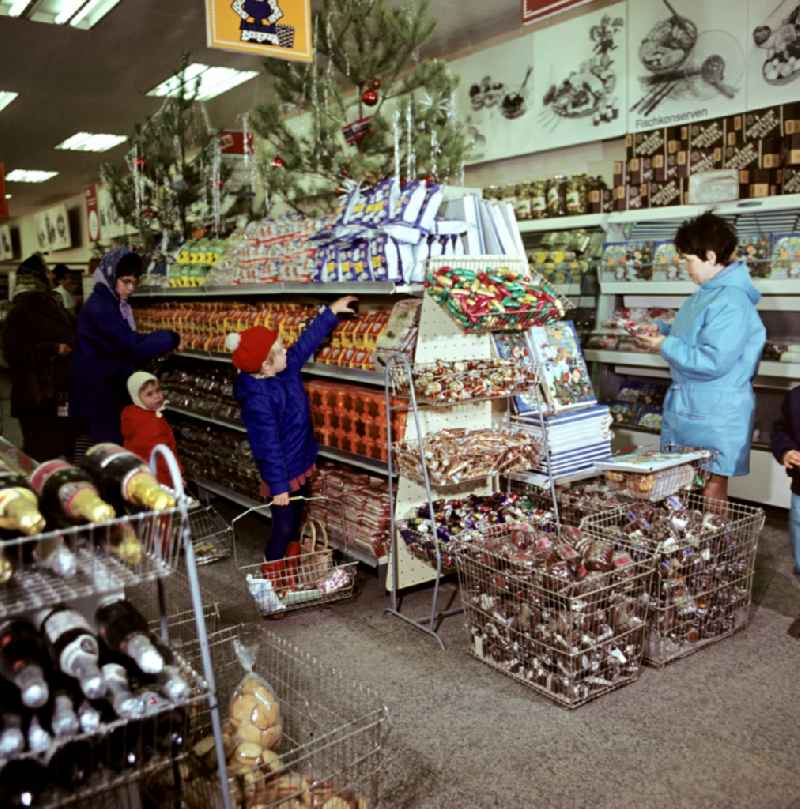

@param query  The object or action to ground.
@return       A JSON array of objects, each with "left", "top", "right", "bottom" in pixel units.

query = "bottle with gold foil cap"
[
  {"left": 0, "top": 487, "right": 45, "bottom": 535},
  {"left": 30, "top": 459, "right": 116, "bottom": 527},
  {"left": 79, "top": 444, "right": 175, "bottom": 513}
]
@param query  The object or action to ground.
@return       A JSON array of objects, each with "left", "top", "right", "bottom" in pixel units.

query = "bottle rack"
[
  {"left": 0, "top": 441, "right": 233, "bottom": 809},
  {"left": 382, "top": 279, "right": 561, "bottom": 649}
]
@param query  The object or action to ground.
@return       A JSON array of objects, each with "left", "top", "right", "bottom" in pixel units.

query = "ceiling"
[{"left": 0, "top": 0, "right": 520, "bottom": 218}]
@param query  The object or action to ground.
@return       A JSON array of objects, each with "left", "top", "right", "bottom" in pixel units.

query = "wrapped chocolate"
[{"left": 394, "top": 428, "right": 539, "bottom": 487}]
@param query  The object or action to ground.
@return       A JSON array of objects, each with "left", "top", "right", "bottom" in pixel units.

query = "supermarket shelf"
[
  {"left": 585, "top": 350, "right": 800, "bottom": 379},
  {"left": 326, "top": 537, "right": 386, "bottom": 568},
  {"left": 508, "top": 468, "right": 602, "bottom": 489},
  {"left": 601, "top": 279, "right": 800, "bottom": 296},
  {"left": 193, "top": 477, "right": 265, "bottom": 511},
  {"left": 166, "top": 406, "right": 392, "bottom": 476},
  {"left": 518, "top": 213, "right": 606, "bottom": 233},
  {"left": 133, "top": 281, "right": 424, "bottom": 299},
  {"left": 302, "top": 362, "right": 384, "bottom": 386},
  {"left": 173, "top": 352, "right": 386, "bottom": 384}
]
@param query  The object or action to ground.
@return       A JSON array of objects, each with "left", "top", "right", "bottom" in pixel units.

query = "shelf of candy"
[
  {"left": 525, "top": 229, "right": 604, "bottom": 286},
  {"left": 580, "top": 493, "right": 765, "bottom": 666},
  {"left": 606, "top": 381, "right": 668, "bottom": 433},
  {"left": 137, "top": 301, "right": 313, "bottom": 354},
  {"left": 393, "top": 428, "right": 539, "bottom": 488},
  {"left": 586, "top": 307, "right": 675, "bottom": 352},
  {"left": 426, "top": 265, "right": 569, "bottom": 334},
  {"left": 173, "top": 422, "right": 262, "bottom": 502},
  {"left": 389, "top": 358, "right": 539, "bottom": 406},
  {"left": 313, "top": 309, "right": 390, "bottom": 372},
  {"left": 154, "top": 626, "right": 387, "bottom": 809},
  {"left": 306, "top": 462, "right": 392, "bottom": 563},
  {"left": 0, "top": 595, "right": 208, "bottom": 809},
  {"left": 398, "top": 492, "right": 555, "bottom": 572},
  {"left": 451, "top": 522, "right": 657, "bottom": 707},
  {"left": 161, "top": 367, "right": 239, "bottom": 424},
  {"left": 484, "top": 174, "right": 611, "bottom": 220}
]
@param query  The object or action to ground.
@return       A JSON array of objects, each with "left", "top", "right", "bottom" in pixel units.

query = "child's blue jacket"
[{"left": 234, "top": 308, "right": 338, "bottom": 495}]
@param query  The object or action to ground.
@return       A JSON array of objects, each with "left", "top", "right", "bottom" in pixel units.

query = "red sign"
[
  {"left": 85, "top": 184, "right": 100, "bottom": 242},
  {"left": 0, "top": 163, "right": 8, "bottom": 220},
  {"left": 219, "top": 130, "right": 254, "bottom": 156},
  {"left": 522, "top": 0, "right": 595, "bottom": 25}
]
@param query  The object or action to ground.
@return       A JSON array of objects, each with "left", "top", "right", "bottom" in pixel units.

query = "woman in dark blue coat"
[{"left": 70, "top": 248, "right": 179, "bottom": 444}]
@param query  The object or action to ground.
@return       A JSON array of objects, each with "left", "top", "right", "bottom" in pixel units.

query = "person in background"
[
  {"left": 229, "top": 296, "right": 357, "bottom": 582},
  {"left": 121, "top": 371, "right": 182, "bottom": 487},
  {"left": 70, "top": 247, "right": 180, "bottom": 445},
  {"left": 770, "top": 387, "right": 800, "bottom": 578},
  {"left": 634, "top": 212, "right": 766, "bottom": 501},
  {"left": 2, "top": 254, "right": 76, "bottom": 460},
  {"left": 51, "top": 263, "right": 79, "bottom": 314}
]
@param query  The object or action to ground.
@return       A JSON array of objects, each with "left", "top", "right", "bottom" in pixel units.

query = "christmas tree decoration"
[
  {"left": 250, "top": 0, "right": 469, "bottom": 212},
  {"left": 361, "top": 87, "right": 379, "bottom": 107},
  {"left": 272, "top": 156, "right": 286, "bottom": 168}
]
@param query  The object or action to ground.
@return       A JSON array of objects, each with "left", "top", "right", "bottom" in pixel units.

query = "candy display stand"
[{"left": 382, "top": 257, "right": 562, "bottom": 648}]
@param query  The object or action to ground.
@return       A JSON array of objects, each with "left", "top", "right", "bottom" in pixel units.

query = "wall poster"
[
  {"left": 532, "top": 2, "right": 627, "bottom": 151},
  {"left": 451, "top": 35, "right": 536, "bottom": 165},
  {"left": 627, "top": 0, "right": 748, "bottom": 132},
  {"left": 0, "top": 225, "right": 12, "bottom": 261},
  {"left": 747, "top": 0, "right": 800, "bottom": 108},
  {"left": 35, "top": 204, "right": 71, "bottom": 252}
]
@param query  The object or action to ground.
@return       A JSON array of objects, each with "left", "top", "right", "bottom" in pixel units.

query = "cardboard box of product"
[
  {"left": 724, "top": 139, "right": 760, "bottom": 173},
  {"left": 649, "top": 179, "right": 684, "bottom": 208},
  {"left": 744, "top": 106, "right": 782, "bottom": 143},
  {"left": 632, "top": 128, "right": 667, "bottom": 159},
  {"left": 627, "top": 184, "right": 649, "bottom": 211},
  {"left": 725, "top": 114, "right": 745, "bottom": 149},
  {"left": 748, "top": 168, "right": 780, "bottom": 199},
  {"left": 689, "top": 119, "right": 724, "bottom": 174},
  {"left": 613, "top": 184, "right": 627, "bottom": 211},
  {"left": 628, "top": 157, "right": 654, "bottom": 186},
  {"left": 782, "top": 167, "right": 800, "bottom": 194},
  {"left": 784, "top": 134, "right": 800, "bottom": 166},
  {"left": 784, "top": 102, "right": 800, "bottom": 135}
]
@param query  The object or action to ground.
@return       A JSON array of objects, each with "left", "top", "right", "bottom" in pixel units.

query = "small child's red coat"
[{"left": 120, "top": 405, "right": 182, "bottom": 487}]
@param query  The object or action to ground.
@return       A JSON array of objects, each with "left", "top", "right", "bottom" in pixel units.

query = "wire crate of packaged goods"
[
  {"left": 452, "top": 524, "right": 657, "bottom": 708},
  {"left": 579, "top": 493, "right": 765, "bottom": 667},
  {"left": 146, "top": 624, "right": 390, "bottom": 809}
]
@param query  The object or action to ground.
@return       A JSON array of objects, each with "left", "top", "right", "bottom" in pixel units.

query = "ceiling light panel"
[
  {"left": 6, "top": 169, "right": 58, "bottom": 182},
  {"left": 0, "top": 0, "right": 32, "bottom": 17},
  {"left": 28, "top": 0, "right": 81, "bottom": 24},
  {"left": 56, "top": 132, "right": 127, "bottom": 151},
  {"left": 0, "top": 91, "right": 18, "bottom": 111},
  {"left": 147, "top": 64, "right": 258, "bottom": 102},
  {"left": 69, "top": 0, "right": 119, "bottom": 29}
]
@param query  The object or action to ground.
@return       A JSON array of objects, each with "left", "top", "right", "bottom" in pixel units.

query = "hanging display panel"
[
  {"left": 531, "top": 2, "right": 627, "bottom": 151},
  {"left": 747, "top": 0, "right": 800, "bottom": 107},
  {"left": 450, "top": 34, "right": 536, "bottom": 165},
  {"left": 627, "top": 0, "right": 748, "bottom": 132}
]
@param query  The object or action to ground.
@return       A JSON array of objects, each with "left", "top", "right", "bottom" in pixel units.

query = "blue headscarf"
[{"left": 94, "top": 247, "right": 136, "bottom": 329}]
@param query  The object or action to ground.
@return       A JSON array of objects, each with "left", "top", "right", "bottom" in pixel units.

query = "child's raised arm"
[{"left": 286, "top": 296, "right": 357, "bottom": 371}]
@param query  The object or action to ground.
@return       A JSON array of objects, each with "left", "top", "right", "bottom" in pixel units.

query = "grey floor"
[{"left": 181, "top": 501, "right": 800, "bottom": 809}]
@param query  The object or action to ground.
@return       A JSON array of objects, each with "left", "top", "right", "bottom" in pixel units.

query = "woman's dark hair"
[
  {"left": 674, "top": 212, "right": 737, "bottom": 265},
  {"left": 53, "top": 263, "right": 69, "bottom": 283},
  {"left": 115, "top": 251, "right": 143, "bottom": 280}
]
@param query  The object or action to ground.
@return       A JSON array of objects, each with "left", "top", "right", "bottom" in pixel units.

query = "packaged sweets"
[{"left": 770, "top": 233, "right": 800, "bottom": 279}]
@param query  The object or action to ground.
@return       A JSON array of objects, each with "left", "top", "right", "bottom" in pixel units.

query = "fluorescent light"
[
  {"left": 147, "top": 63, "right": 258, "bottom": 102},
  {"left": 2, "top": 0, "right": 31, "bottom": 16},
  {"left": 0, "top": 91, "right": 18, "bottom": 111},
  {"left": 6, "top": 169, "right": 58, "bottom": 183},
  {"left": 54, "top": 0, "right": 87, "bottom": 24},
  {"left": 70, "top": 0, "right": 120, "bottom": 29},
  {"left": 4, "top": 194, "right": 11, "bottom": 200},
  {"left": 56, "top": 131, "right": 127, "bottom": 151}
]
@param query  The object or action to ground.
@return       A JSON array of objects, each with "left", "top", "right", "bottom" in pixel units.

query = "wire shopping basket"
[{"left": 145, "top": 624, "right": 390, "bottom": 809}]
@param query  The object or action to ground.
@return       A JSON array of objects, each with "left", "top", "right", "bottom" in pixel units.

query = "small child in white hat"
[{"left": 121, "top": 371, "right": 183, "bottom": 486}]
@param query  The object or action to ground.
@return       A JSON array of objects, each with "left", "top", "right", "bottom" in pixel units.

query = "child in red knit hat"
[
  {"left": 230, "top": 296, "right": 356, "bottom": 584},
  {"left": 121, "top": 371, "right": 183, "bottom": 487}
]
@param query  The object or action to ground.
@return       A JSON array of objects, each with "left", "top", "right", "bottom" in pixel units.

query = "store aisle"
[{"left": 187, "top": 505, "right": 800, "bottom": 809}]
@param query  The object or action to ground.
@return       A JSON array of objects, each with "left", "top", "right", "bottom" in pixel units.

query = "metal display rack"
[
  {"left": 0, "top": 440, "right": 233, "bottom": 809},
  {"left": 382, "top": 261, "right": 563, "bottom": 649}
]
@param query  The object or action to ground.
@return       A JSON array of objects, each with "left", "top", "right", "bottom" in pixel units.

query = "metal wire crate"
[
  {"left": 146, "top": 624, "right": 390, "bottom": 809},
  {"left": 188, "top": 504, "right": 234, "bottom": 565},
  {"left": 0, "top": 508, "right": 183, "bottom": 619},
  {"left": 452, "top": 524, "right": 657, "bottom": 708},
  {"left": 579, "top": 493, "right": 765, "bottom": 667}
]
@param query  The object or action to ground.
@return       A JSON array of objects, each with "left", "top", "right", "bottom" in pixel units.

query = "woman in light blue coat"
[{"left": 636, "top": 213, "right": 766, "bottom": 501}]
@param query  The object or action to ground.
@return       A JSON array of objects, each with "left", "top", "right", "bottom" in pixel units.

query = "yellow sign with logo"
[{"left": 205, "top": 0, "right": 313, "bottom": 62}]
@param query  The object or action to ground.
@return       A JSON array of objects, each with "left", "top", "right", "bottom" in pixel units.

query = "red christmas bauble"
[
  {"left": 272, "top": 156, "right": 286, "bottom": 168},
  {"left": 361, "top": 88, "right": 379, "bottom": 107},
  {"left": 370, "top": 78, "right": 381, "bottom": 90},
  {"left": 134, "top": 158, "right": 146, "bottom": 168}
]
